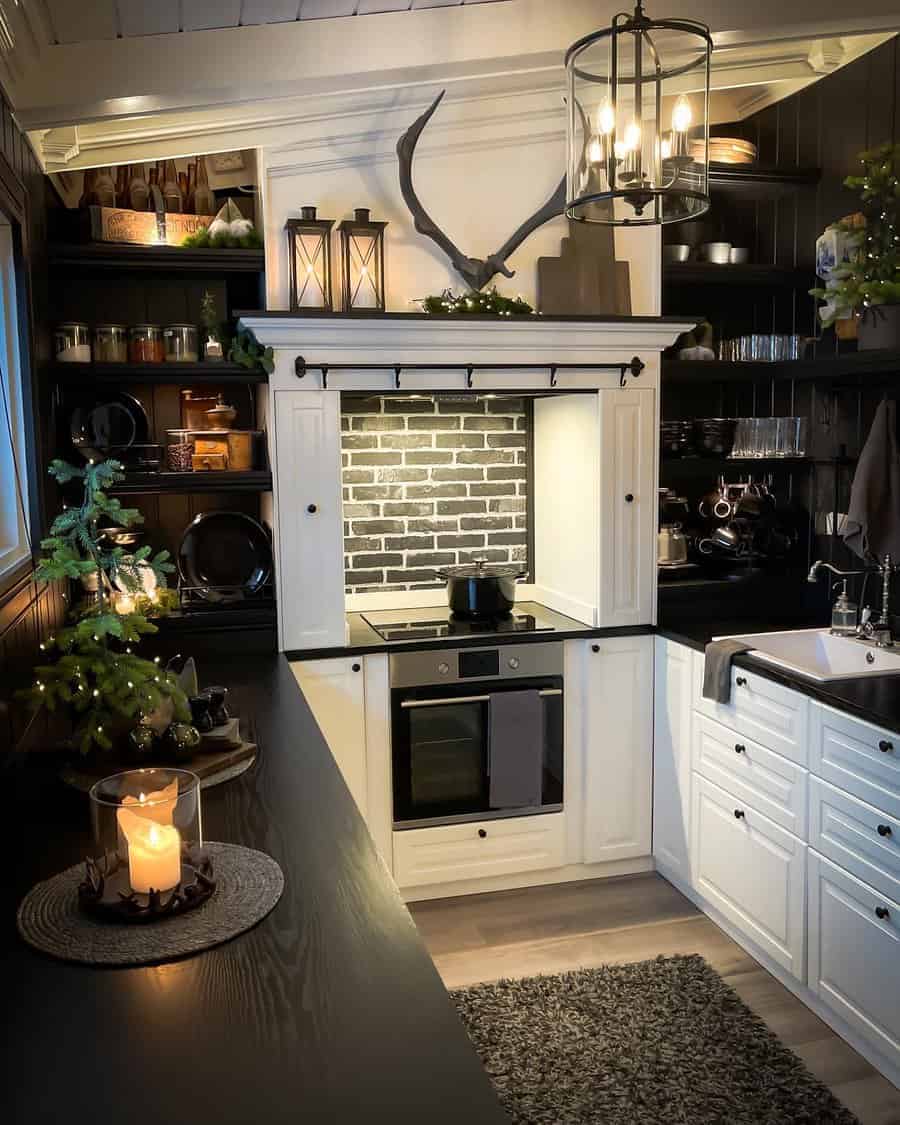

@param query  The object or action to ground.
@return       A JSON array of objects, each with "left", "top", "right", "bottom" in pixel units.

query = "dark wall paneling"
[{"left": 0, "top": 85, "right": 66, "bottom": 756}]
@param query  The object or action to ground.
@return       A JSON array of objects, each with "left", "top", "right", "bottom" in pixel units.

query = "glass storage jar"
[
  {"left": 129, "top": 325, "right": 164, "bottom": 364},
  {"left": 163, "top": 324, "right": 199, "bottom": 363},
  {"left": 93, "top": 324, "right": 128, "bottom": 363},
  {"left": 54, "top": 322, "right": 91, "bottom": 363},
  {"left": 166, "top": 429, "right": 195, "bottom": 472}
]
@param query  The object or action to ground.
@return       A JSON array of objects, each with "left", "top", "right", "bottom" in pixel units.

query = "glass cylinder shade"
[
  {"left": 565, "top": 4, "right": 711, "bottom": 226},
  {"left": 286, "top": 206, "right": 334, "bottom": 311},
  {"left": 338, "top": 208, "right": 387, "bottom": 311},
  {"left": 88, "top": 768, "right": 202, "bottom": 897}
]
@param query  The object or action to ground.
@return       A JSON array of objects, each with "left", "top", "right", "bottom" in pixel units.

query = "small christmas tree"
[
  {"left": 811, "top": 142, "right": 900, "bottom": 325},
  {"left": 22, "top": 459, "right": 188, "bottom": 753}
]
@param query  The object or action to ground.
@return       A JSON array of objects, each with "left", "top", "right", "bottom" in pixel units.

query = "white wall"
[{"left": 262, "top": 85, "right": 660, "bottom": 315}]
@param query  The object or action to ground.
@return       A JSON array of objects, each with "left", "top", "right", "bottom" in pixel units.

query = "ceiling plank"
[
  {"left": 46, "top": 0, "right": 117, "bottom": 43},
  {"left": 356, "top": 0, "right": 413, "bottom": 13},
  {"left": 240, "top": 0, "right": 303, "bottom": 23},
  {"left": 299, "top": 0, "right": 359, "bottom": 18},
  {"left": 116, "top": 0, "right": 180, "bottom": 37},
  {"left": 182, "top": 0, "right": 243, "bottom": 31}
]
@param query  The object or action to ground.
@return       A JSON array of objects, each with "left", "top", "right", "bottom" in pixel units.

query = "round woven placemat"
[{"left": 17, "top": 842, "right": 283, "bottom": 967}]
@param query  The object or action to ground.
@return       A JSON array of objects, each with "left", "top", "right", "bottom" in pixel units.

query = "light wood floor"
[{"left": 410, "top": 872, "right": 900, "bottom": 1125}]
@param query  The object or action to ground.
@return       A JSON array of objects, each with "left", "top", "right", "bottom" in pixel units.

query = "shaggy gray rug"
[{"left": 451, "top": 954, "right": 859, "bottom": 1125}]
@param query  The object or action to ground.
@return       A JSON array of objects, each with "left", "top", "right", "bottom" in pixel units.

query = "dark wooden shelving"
[
  {"left": 111, "top": 469, "right": 272, "bottom": 495},
  {"left": 662, "top": 350, "right": 900, "bottom": 386},
  {"left": 49, "top": 242, "right": 265, "bottom": 275},
  {"left": 663, "top": 262, "right": 813, "bottom": 288},
  {"left": 49, "top": 361, "right": 268, "bottom": 385},
  {"left": 662, "top": 455, "right": 814, "bottom": 471},
  {"left": 707, "top": 163, "right": 821, "bottom": 191}
]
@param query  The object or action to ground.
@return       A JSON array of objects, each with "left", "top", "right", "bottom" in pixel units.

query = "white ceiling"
[{"left": 38, "top": 0, "right": 501, "bottom": 43}]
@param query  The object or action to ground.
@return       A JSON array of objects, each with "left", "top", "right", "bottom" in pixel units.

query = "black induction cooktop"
[{"left": 360, "top": 609, "right": 556, "bottom": 643}]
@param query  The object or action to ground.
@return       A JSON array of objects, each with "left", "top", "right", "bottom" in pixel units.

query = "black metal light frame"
[
  {"left": 337, "top": 208, "right": 387, "bottom": 312},
  {"left": 285, "top": 206, "right": 335, "bottom": 312},
  {"left": 565, "top": 2, "right": 712, "bottom": 226}
]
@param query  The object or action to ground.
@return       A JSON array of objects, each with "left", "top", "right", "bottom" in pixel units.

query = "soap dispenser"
[{"left": 831, "top": 581, "right": 858, "bottom": 636}]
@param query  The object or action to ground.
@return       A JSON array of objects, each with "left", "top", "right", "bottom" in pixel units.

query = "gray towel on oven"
[
  {"left": 702, "top": 639, "right": 753, "bottom": 704},
  {"left": 842, "top": 398, "right": 900, "bottom": 562},
  {"left": 488, "top": 690, "right": 544, "bottom": 809}
]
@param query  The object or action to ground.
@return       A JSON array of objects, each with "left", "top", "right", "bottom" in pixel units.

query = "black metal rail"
[{"left": 294, "top": 355, "right": 645, "bottom": 389}]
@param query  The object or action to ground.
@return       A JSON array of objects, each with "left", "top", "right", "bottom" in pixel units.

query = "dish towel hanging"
[
  {"left": 842, "top": 398, "right": 900, "bottom": 561},
  {"left": 488, "top": 690, "right": 544, "bottom": 809},
  {"left": 702, "top": 639, "right": 753, "bottom": 703}
]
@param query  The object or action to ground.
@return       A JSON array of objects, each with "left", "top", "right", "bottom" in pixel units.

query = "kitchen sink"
[{"left": 716, "top": 628, "right": 900, "bottom": 683}]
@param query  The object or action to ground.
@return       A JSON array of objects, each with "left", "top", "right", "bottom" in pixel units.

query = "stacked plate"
[
  {"left": 693, "top": 418, "right": 737, "bottom": 457},
  {"left": 660, "top": 421, "right": 693, "bottom": 458}
]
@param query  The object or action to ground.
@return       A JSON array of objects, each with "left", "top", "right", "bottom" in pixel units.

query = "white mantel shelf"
[{"left": 239, "top": 312, "right": 698, "bottom": 365}]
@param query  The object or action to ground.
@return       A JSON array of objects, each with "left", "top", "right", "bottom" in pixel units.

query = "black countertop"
[
  {"left": 659, "top": 618, "right": 900, "bottom": 735},
  {"left": 3, "top": 637, "right": 506, "bottom": 1125}
]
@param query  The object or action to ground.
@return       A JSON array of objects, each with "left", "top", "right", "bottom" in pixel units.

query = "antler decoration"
[{"left": 397, "top": 90, "right": 566, "bottom": 292}]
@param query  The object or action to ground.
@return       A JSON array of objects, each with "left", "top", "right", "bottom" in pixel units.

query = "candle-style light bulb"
[
  {"left": 660, "top": 135, "right": 673, "bottom": 160},
  {"left": 623, "top": 121, "right": 642, "bottom": 152},
  {"left": 672, "top": 95, "right": 692, "bottom": 133},
  {"left": 596, "top": 98, "right": 615, "bottom": 135},
  {"left": 588, "top": 136, "right": 603, "bottom": 164}
]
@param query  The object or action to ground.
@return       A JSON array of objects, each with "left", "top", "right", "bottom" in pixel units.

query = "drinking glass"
[
  {"left": 790, "top": 416, "right": 808, "bottom": 457},
  {"left": 774, "top": 417, "right": 792, "bottom": 457},
  {"left": 758, "top": 417, "right": 778, "bottom": 456}
]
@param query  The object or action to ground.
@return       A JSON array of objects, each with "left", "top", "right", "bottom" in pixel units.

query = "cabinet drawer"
[
  {"left": 808, "top": 850, "right": 900, "bottom": 1066},
  {"left": 693, "top": 714, "right": 808, "bottom": 836},
  {"left": 692, "top": 773, "right": 806, "bottom": 979},
  {"left": 810, "top": 777, "right": 900, "bottom": 903},
  {"left": 810, "top": 703, "right": 900, "bottom": 820},
  {"left": 392, "top": 813, "right": 566, "bottom": 890},
  {"left": 693, "top": 653, "right": 809, "bottom": 765}
]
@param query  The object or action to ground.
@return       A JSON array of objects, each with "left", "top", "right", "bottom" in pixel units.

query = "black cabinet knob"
[
  {"left": 876, "top": 906, "right": 890, "bottom": 920},
  {"left": 307, "top": 503, "right": 318, "bottom": 514},
  {"left": 478, "top": 829, "right": 487, "bottom": 839},
  {"left": 877, "top": 824, "right": 893, "bottom": 837},
  {"left": 734, "top": 744, "right": 746, "bottom": 755},
  {"left": 351, "top": 663, "right": 361, "bottom": 673},
  {"left": 591, "top": 644, "right": 600, "bottom": 653},
  {"left": 879, "top": 740, "right": 894, "bottom": 753},
  {"left": 734, "top": 809, "right": 745, "bottom": 820},
  {"left": 735, "top": 676, "right": 747, "bottom": 687},
  {"left": 625, "top": 493, "right": 634, "bottom": 503}
]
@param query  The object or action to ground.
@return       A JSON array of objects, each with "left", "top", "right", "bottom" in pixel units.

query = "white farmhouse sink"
[{"left": 716, "top": 628, "right": 900, "bottom": 683}]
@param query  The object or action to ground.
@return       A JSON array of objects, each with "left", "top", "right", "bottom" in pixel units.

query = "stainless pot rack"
[{"left": 294, "top": 355, "right": 645, "bottom": 389}]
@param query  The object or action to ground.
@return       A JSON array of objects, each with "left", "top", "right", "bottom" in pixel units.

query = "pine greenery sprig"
[
  {"left": 811, "top": 141, "right": 900, "bottom": 325},
  {"left": 419, "top": 287, "right": 535, "bottom": 316},
  {"left": 19, "top": 457, "right": 187, "bottom": 754}
]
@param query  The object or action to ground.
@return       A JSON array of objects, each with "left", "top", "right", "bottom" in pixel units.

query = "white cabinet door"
[
  {"left": 810, "top": 703, "right": 900, "bottom": 820},
  {"left": 582, "top": 635, "right": 653, "bottom": 864},
  {"left": 291, "top": 657, "right": 367, "bottom": 816},
  {"left": 597, "top": 387, "right": 656, "bottom": 627},
  {"left": 652, "top": 637, "right": 694, "bottom": 884},
  {"left": 808, "top": 850, "right": 900, "bottom": 1068},
  {"left": 692, "top": 774, "right": 806, "bottom": 979},
  {"left": 273, "top": 392, "right": 345, "bottom": 650}
]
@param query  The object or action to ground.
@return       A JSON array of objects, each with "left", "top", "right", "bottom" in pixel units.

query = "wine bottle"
[
  {"left": 128, "top": 164, "right": 150, "bottom": 212},
  {"left": 114, "top": 165, "right": 128, "bottom": 206},
  {"left": 185, "top": 161, "right": 196, "bottom": 213},
  {"left": 93, "top": 167, "right": 116, "bottom": 208},
  {"left": 161, "top": 159, "right": 183, "bottom": 213},
  {"left": 192, "top": 156, "right": 216, "bottom": 217},
  {"left": 78, "top": 168, "right": 97, "bottom": 209}
]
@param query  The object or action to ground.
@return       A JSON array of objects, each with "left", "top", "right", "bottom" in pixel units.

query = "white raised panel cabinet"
[
  {"left": 692, "top": 774, "right": 806, "bottom": 979},
  {"left": 290, "top": 657, "right": 368, "bottom": 816},
  {"left": 273, "top": 392, "right": 345, "bottom": 650},
  {"left": 597, "top": 387, "right": 656, "bottom": 627},
  {"left": 652, "top": 637, "right": 694, "bottom": 884},
  {"left": 808, "top": 851, "right": 900, "bottom": 1073},
  {"left": 581, "top": 635, "right": 653, "bottom": 864}
]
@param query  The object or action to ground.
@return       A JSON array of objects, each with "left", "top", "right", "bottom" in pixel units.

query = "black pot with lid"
[{"left": 433, "top": 558, "right": 527, "bottom": 619}]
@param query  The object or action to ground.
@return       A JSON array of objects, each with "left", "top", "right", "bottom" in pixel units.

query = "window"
[{"left": 0, "top": 215, "right": 29, "bottom": 581}]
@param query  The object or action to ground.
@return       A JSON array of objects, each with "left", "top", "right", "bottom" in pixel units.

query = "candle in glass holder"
[{"left": 117, "top": 807, "right": 181, "bottom": 894}]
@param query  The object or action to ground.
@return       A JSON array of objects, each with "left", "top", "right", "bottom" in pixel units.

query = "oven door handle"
[{"left": 400, "top": 689, "right": 562, "bottom": 710}]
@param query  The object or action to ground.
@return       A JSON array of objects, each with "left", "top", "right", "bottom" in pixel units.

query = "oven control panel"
[{"left": 390, "top": 642, "right": 564, "bottom": 689}]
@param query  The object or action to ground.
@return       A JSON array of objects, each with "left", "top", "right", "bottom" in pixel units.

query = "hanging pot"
[
  {"left": 433, "top": 559, "right": 527, "bottom": 619},
  {"left": 857, "top": 305, "right": 900, "bottom": 351}
]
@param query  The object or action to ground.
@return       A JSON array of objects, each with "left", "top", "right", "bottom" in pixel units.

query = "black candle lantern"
[
  {"left": 338, "top": 208, "right": 387, "bottom": 311},
  {"left": 286, "top": 206, "right": 334, "bottom": 311}
]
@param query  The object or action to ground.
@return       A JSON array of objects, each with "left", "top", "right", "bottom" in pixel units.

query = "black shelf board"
[
  {"left": 662, "top": 455, "right": 814, "bottom": 470},
  {"left": 111, "top": 470, "right": 272, "bottom": 495},
  {"left": 708, "top": 164, "right": 821, "bottom": 190},
  {"left": 156, "top": 603, "right": 277, "bottom": 633},
  {"left": 663, "top": 262, "right": 813, "bottom": 288},
  {"left": 663, "top": 350, "right": 900, "bottom": 386},
  {"left": 48, "top": 361, "right": 268, "bottom": 385},
  {"left": 48, "top": 242, "right": 265, "bottom": 275}
]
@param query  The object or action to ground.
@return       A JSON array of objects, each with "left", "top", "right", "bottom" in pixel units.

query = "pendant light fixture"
[{"left": 565, "top": 3, "right": 712, "bottom": 226}]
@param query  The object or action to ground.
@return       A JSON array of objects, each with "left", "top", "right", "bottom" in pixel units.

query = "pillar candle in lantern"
[{"left": 117, "top": 808, "right": 182, "bottom": 894}]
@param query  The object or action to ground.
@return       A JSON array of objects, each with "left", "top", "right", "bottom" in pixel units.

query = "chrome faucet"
[{"left": 808, "top": 555, "right": 896, "bottom": 647}]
